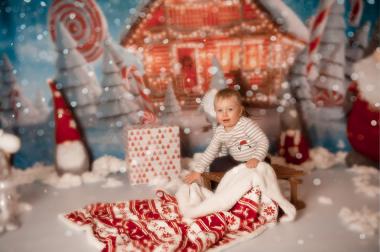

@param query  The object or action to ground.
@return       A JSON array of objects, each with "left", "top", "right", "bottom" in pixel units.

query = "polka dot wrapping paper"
[{"left": 125, "top": 126, "right": 181, "bottom": 185}]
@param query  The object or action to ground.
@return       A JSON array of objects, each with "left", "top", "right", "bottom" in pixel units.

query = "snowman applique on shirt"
[{"left": 230, "top": 136, "right": 256, "bottom": 151}]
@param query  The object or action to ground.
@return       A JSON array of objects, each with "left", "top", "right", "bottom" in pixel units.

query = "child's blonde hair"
[{"left": 214, "top": 88, "right": 248, "bottom": 116}]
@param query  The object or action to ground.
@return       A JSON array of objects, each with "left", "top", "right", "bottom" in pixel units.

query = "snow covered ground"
[
  {"left": 1, "top": 154, "right": 378, "bottom": 252},
  {"left": 0, "top": 148, "right": 380, "bottom": 252}
]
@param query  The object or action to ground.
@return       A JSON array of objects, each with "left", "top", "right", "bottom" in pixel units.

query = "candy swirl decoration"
[{"left": 48, "top": 0, "right": 108, "bottom": 62}]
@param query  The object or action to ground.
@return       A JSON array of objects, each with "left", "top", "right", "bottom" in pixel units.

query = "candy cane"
[
  {"left": 140, "top": 110, "right": 157, "bottom": 125},
  {"left": 349, "top": 0, "right": 364, "bottom": 27},
  {"left": 123, "top": 66, "right": 155, "bottom": 113},
  {"left": 122, "top": 66, "right": 157, "bottom": 124},
  {"left": 306, "top": 0, "right": 334, "bottom": 79}
]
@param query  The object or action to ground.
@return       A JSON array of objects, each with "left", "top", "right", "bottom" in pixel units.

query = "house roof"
[
  {"left": 257, "top": 0, "right": 309, "bottom": 42},
  {"left": 120, "top": 0, "right": 309, "bottom": 45}
]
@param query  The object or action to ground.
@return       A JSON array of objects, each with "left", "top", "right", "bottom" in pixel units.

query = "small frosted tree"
[
  {"left": 309, "top": 1, "right": 351, "bottom": 152},
  {"left": 54, "top": 22, "right": 101, "bottom": 126},
  {"left": 0, "top": 54, "right": 17, "bottom": 130},
  {"left": 162, "top": 82, "right": 181, "bottom": 116},
  {"left": 33, "top": 90, "right": 50, "bottom": 119},
  {"left": 97, "top": 47, "right": 141, "bottom": 126},
  {"left": 313, "top": 1, "right": 347, "bottom": 107},
  {"left": 210, "top": 56, "right": 227, "bottom": 90},
  {"left": 0, "top": 55, "right": 46, "bottom": 128}
]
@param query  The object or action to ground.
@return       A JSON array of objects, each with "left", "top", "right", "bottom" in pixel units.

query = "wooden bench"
[{"left": 202, "top": 163, "right": 306, "bottom": 210}]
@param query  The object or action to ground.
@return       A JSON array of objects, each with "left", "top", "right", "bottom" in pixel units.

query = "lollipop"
[{"left": 48, "top": 0, "right": 108, "bottom": 62}]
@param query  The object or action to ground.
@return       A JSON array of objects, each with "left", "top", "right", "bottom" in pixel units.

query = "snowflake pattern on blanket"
[{"left": 63, "top": 186, "right": 278, "bottom": 251}]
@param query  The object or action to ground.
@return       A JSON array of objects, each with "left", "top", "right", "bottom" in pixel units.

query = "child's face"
[{"left": 214, "top": 96, "right": 242, "bottom": 130}]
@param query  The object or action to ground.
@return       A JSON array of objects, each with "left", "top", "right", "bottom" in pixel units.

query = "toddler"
[{"left": 184, "top": 88, "right": 269, "bottom": 184}]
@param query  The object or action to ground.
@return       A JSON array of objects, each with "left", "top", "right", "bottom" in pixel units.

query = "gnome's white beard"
[
  {"left": 354, "top": 51, "right": 380, "bottom": 106},
  {"left": 0, "top": 130, "right": 21, "bottom": 154},
  {"left": 56, "top": 141, "right": 89, "bottom": 174}
]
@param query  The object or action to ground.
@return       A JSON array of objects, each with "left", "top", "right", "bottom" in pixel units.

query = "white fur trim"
[{"left": 56, "top": 141, "right": 89, "bottom": 173}]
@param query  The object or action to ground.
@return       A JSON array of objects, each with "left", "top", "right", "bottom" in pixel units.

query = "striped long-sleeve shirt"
[{"left": 194, "top": 117, "right": 269, "bottom": 173}]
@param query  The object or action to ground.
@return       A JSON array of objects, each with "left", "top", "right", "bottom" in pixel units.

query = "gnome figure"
[
  {"left": 48, "top": 80, "right": 91, "bottom": 175},
  {"left": 0, "top": 129, "right": 21, "bottom": 233},
  {"left": 346, "top": 49, "right": 380, "bottom": 167},
  {"left": 279, "top": 129, "right": 310, "bottom": 165}
]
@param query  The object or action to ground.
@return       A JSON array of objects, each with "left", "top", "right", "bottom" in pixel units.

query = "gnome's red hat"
[
  {"left": 48, "top": 79, "right": 82, "bottom": 144},
  {"left": 48, "top": 79, "right": 90, "bottom": 174}
]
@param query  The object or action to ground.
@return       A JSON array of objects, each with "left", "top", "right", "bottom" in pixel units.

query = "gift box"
[{"left": 125, "top": 125, "right": 181, "bottom": 185}]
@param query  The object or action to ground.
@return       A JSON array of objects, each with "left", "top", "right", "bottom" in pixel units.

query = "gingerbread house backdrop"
[{"left": 120, "top": 0, "right": 309, "bottom": 109}]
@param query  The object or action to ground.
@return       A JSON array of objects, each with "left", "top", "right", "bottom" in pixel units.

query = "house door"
[{"left": 177, "top": 48, "right": 198, "bottom": 93}]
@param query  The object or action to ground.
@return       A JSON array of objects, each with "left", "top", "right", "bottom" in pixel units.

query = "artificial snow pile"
[
  {"left": 101, "top": 177, "right": 124, "bottom": 188},
  {"left": 339, "top": 206, "right": 380, "bottom": 236},
  {"left": 347, "top": 165, "right": 380, "bottom": 198},
  {"left": 11, "top": 156, "right": 127, "bottom": 189},
  {"left": 10, "top": 163, "right": 55, "bottom": 187},
  {"left": 338, "top": 165, "right": 379, "bottom": 236},
  {"left": 309, "top": 147, "right": 347, "bottom": 170},
  {"left": 44, "top": 155, "right": 126, "bottom": 189},
  {"left": 317, "top": 196, "right": 333, "bottom": 205}
]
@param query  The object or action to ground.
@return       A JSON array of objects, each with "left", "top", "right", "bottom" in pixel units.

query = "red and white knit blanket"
[{"left": 61, "top": 186, "right": 278, "bottom": 252}]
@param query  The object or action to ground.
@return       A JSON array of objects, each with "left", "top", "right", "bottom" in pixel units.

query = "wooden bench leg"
[
  {"left": 289, "top": 178, "right": 306, "bottom": 210},
  {"left": 203, "top": 177, "right": 212, "bottom": 190}
]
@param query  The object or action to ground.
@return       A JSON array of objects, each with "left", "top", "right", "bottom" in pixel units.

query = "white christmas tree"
[
  {"left": 104, "top": 38, "right": 155, "bottom": 114},
  {"left": 15, "top": 87, "right": 47, "bottom": 126},
  {"left": 33, "top": 90, "right": 50, "bottom": 116},
  {"left": 313, "top": 1, "right": 346, "bottom": 107},
  {"left": 162, "top": 82, "right": 181, "bottom": 116},
  {"left": 0, "top": 54, "right": 17, "bottom": 130},
  {"left": 104, "top": 39, "right": 157, "bottom": 125},
  {"left": 105, "top": 38, "right": 145, "bottom": 74},
  {"left": 308, "top": 1, "right": 350, "bottom": 152},
  {"left": 104, "top": 39, "right": 125, "bottom": 69},
  {"left": 210, "top": 56, "right": 227, "bottom": 90},
  {"left": 288, "top": 49, "right": 314, "bottom": 115},
  {"left": 97, "top": 46, "right": 141, "bottom": 126},
  {"left": 54, "top": 22, "right": 101, "bottom": 126},
  {"left": 0, "top": 55, "right": 46, "bottom": 128},
  {"left": 345, "top": 22, "right": 370, "bottom": 85}
]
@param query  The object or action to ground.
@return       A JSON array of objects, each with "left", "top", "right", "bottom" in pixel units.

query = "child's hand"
[
  {"left": 246, "top": 158, "right": 259, "bottom": 168},
  {"left": 183, "top": 171, "right": 201, "bottom": 184}
]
